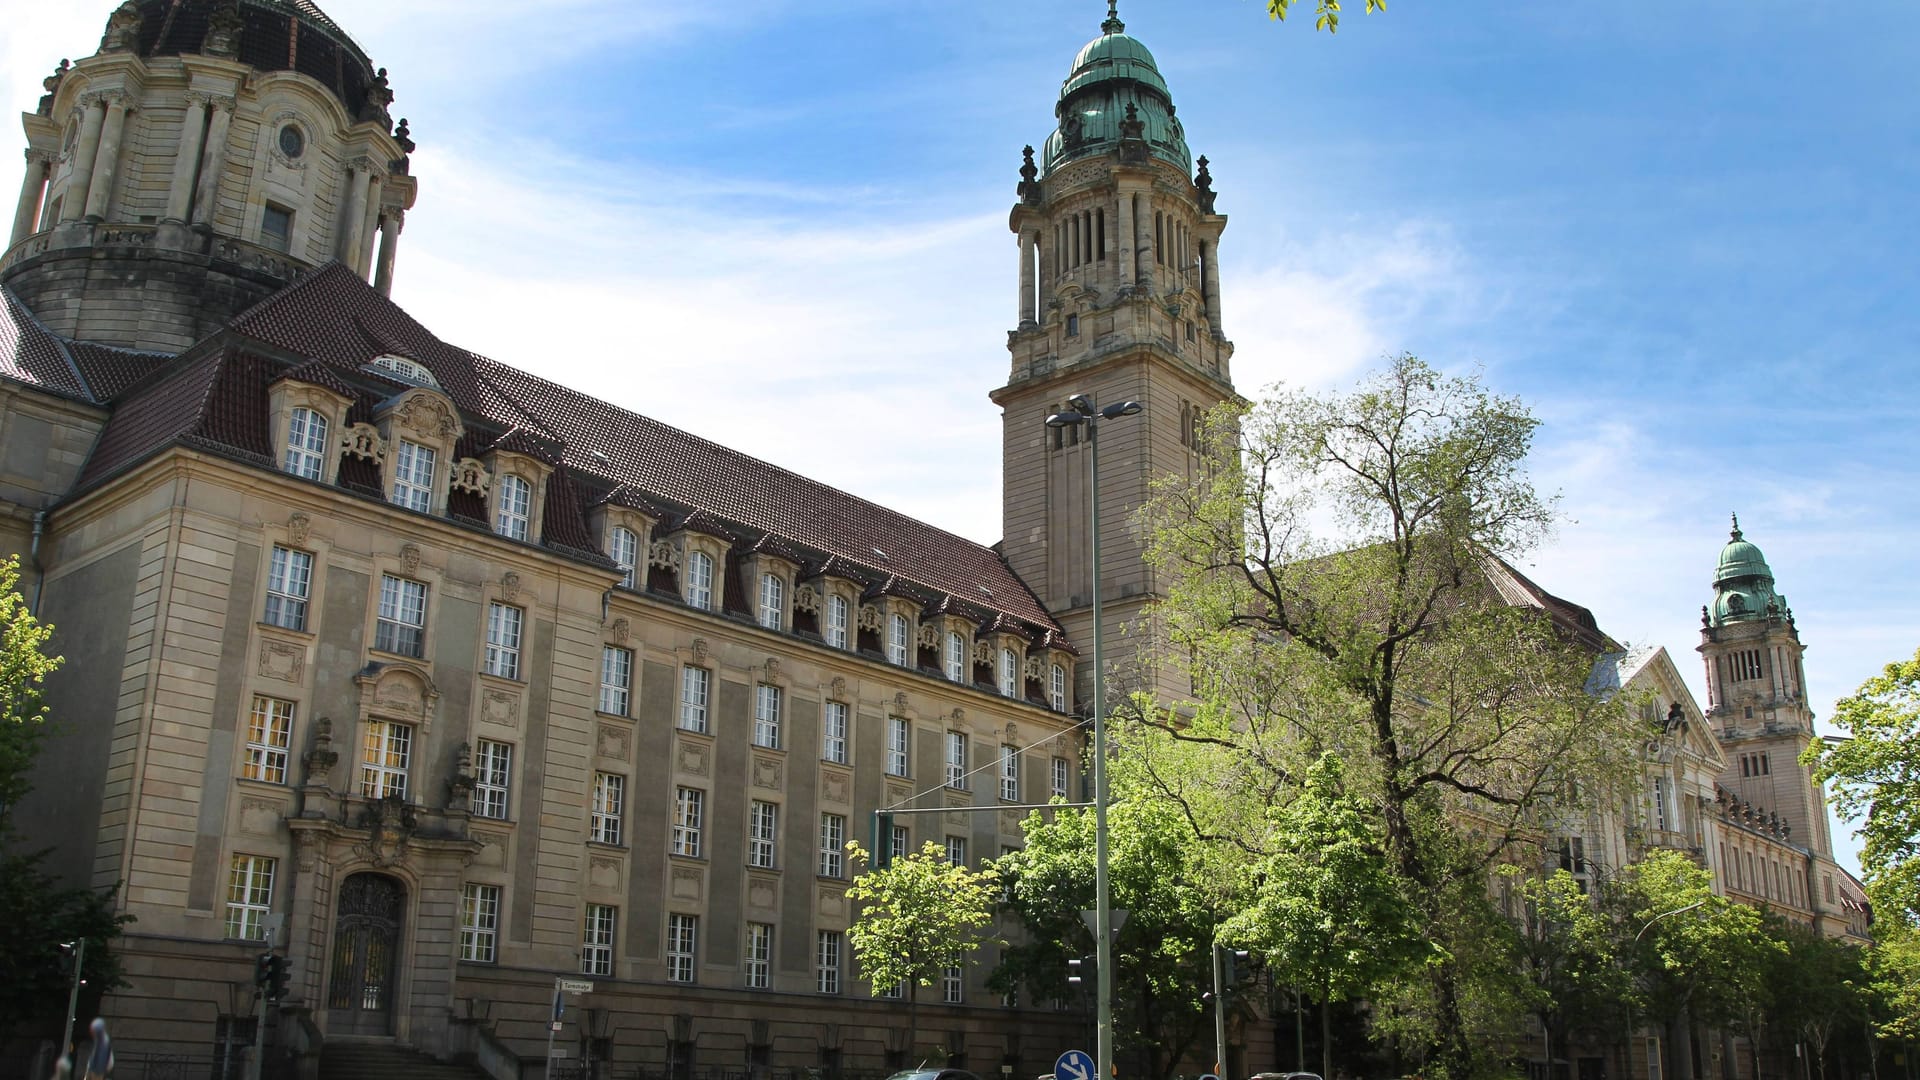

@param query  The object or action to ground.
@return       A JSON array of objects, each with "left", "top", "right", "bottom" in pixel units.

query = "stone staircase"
[{"left": 319, "top": 1039, "right": 491, "bottom": 1080}]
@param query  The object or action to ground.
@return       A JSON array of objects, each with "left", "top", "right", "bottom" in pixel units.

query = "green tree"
[
  {"left": 1764, "top": 918, "right": 1868, "bottom": 1080},
  {"left": 1138, "top": 354, "right": 1648, "bottom": 1077},
  {"left": 1513, "top": 868, "right": 1637, "bottom": 1073},
  {"left": 1806, "top": 648, "right": 1920, "bottom": 931},
  {"left": 845, "top": 839, "right": 999, "bottom": 1063},
  {"left": 1224, "top": 753, "right": 1428, "bottom": 1079},
  {"left": 0, "top": 554, "right": 129, "bottom": 1038}
]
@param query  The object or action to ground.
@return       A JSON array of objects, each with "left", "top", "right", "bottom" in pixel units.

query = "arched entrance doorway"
[{"left": 327, "top": 872, "right": 406, "bottom": 1036}]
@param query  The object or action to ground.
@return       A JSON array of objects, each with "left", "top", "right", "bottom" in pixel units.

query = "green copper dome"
[
  {"left": 1041, "top": 5, "right": 1192, "bottom": 177},
  {"left": 1709, "top": 514, "right": 1788, "bottom": 625}
]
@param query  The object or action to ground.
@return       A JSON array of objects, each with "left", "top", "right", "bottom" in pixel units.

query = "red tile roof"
[{"left": 0, "top": 287, "right": 88, "bottom": 399}]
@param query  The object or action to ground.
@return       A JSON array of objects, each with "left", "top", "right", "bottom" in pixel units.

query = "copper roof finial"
[
  {"left": 1730, "top": 511, "right": 1742, "bottom": 540},
  {"left": 1103, "top": 0, "right": 1125, "bottom": 35}
]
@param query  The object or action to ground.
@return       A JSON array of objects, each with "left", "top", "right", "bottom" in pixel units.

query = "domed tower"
[
  {"left": 4, "top": 0, "right": 417, "bottom": 353},
  {"left": 1699, "top": 514, "right": 1833, "bottom": 857},
  {"left": 991, "top": 2, "right": 1235, "bottom": 706}
]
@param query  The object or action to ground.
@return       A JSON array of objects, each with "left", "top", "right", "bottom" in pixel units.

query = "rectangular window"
[
  {"left": 754, "top": 684, "right": 782, "bottom": 749},
  {"left": 666, "top": 914, "right": 697, "bottom": 983},
  {"left": 599, "top": 646, "right": 632, "bottom": 715},
  {"left": 748, "top": 800, "right": 778, "bottom": 868},
  {"left": 945, "top": 836, "right": 967, "bottom": 867},
  {"left": 283, "top": 407, "right": 328, "bottom": 481},
  {"left": 888, "top": 612, "right": 910, "bottom": 666},
  {"left": 390, "top": 439, "right": 436, "bottom": 512},
  {"left": 592, "top": 772, "right": 626, "bottom": 846},
  {"left": 359, "top": 719, "right": 411, "bottom": 799},
  {"left": 1000, "top": 744, "right": 1020, "bottom": 802},
  {"left": 816, "top": 930, "right": 843, "bottom": 994},
  {"left": 473, "top": 739, "right": 512, "bottom": 820},
  {"left": 999, "top": 648, "right": 1019, "bottom": 697},
  {"left": 672, "top": 786, "right": 704, "bottom": 857},
  {"left": 822, "top": 701, "right": 848, "bottom": 764},
  {"left": 889, "top": 823, "right": 910, "bottom": 862},
  {"left": 1051, "top": 756, "right": 1070, "bottom": 799},
  {"left": 375, "top": 574, "right": 427, "bottom": 658},
  {"left": 946, "top": 631, "right": 968, "bottom": 681},
  {"left": 484, "top": 602, "right": 523, "bottom": 680},
  {"left": 680, "top": 667, "right": 711, "bottom": 733},
  {"left": 759, "top": 574, "right": 784, "bottom": 630},
  {"left": 495, "top": 474, "right": 531, "bottom": 540},
  {"left": 263, "top": 545, "right": 313, "bottom": 631},
  {"left": 460, "top": 883, "right": 501, "bottom": 962},
  {"left": 887, "top": 717, "right": 910, "bottom": 777},
  {"left": 260, "top": 203, "right": 292, "bottom": 253},
  {"left": 1651, "top": 777, "right": 1670, "bottom": 832},
  {"left": 582, "top": 903, "right": 616, "bottom": 976},
  {"left": 826, "top": 594, "right": 850, "bottom": 649},
  {"left": 685, "top": 550, "right": 714, "bottom": 610},
  {"left": 942, "top": 964, "right": 963, "bottom": 1004},
  {"left": 1558, "top": 836, "right": 1587, "bottom": 876},
  {"left": 224, "top": 854, "right": 275, "bottom": 939},
  {"left": 243, "top": 695, "right": 294, "bottom": 784},
  {"left": 1733, "top": 648, "right": 1765, "bottom": 682},
  {"left": 608, "top": 525, "right": 638, "bottom": 588},
  {"left": 819, "top": 813, "right": 845, "bottom": 878},
  {"left": 745, "top": 923, "right": 772, "bottom": 988},
  {"left": 945, "top": 730, "right": 967, "bottom": 789}
]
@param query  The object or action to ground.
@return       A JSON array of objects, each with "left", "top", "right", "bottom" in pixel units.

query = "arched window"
[
  {"left": 888, "top": 613, "right": 911, "bottom": 666},
  {"left": 608, "top": 526, "right": 638, "bottom": 588},
  {"left": 1050, "top": 664, "right": 1068, "bottom": 712},
  {"left": 825, "top": 594, "right": 850, "bottom": 649},
  {"left": 685, "top": 550, "right": 714, "bottom": 611},
  {"left": 759, "top": 573, "right": 784, "bottom": 631},
  {"left": 284, "top": 407, "right": 328, "bottom": 480},
  {"left": 999, "top": 648, "right": 1019, "bottom": 697},
  {"left": 495, "top": 475, "right": 531, "bottom": 540},
  {"left": 946, "top": 631, "right": 968, "bottom": 682}
]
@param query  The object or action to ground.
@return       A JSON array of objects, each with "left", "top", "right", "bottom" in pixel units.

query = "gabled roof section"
[
  {"left": 1482, "top": 553, "right": 1616, "bottom": 653},
  {"left": 0, "top": 287, "right": 89, "bottom": 400}
]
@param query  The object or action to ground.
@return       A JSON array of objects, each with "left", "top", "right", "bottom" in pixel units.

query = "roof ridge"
[{"left": 3, "top": 286, "right": 94, "bottom": 402}]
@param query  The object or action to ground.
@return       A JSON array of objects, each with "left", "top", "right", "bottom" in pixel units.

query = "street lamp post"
[
  {"left": 1045, "top": 394, "right": 1143, "bottom": 1080},
  {"left": 1623, "top": 899, "right": 1710, "bottom": 1080},
  {"left": 58, "top": 938, "right": 84, "bottom": 1074}
]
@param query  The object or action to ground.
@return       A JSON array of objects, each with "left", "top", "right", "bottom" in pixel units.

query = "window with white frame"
[
  {"left": 582, "top": 903, "right": 616, "bottom": 976},
  {"left": 825, "top": 594, "right": 850, "bottom": 649},
  {"left": 599, "top": 645, "right": 632, "bottom": 715},
  {"left": 946, "top": 631, "right": 968, "bottom": 681},
  {"left": 999, "top": 647, "right": 1019, "bottom": 697},
  {"left": 666, "top": 914, "right": 697, "bottom": 982},
  {"left": 945, "top": 730, "right": 967, "bottom": 789},
  {"left": 685, "top": 550, "right": 714, "bottom": 610},
  {"left": 887, "top": 717, "right": 909, "bottom": 777},
  {"left": 822, "top": 701, "right": 848, "bottom": 764},
  {"left": 284, "top": 407, "right": 329, "bottom": 480},
  {"left": 224, "top": 854, "right": 275, "bottom": 939},
  {"left": 1051, "top": 756, "right": 1070, "bottom": 799},
  {"left": 473, "top": 739, "right": 511, "bottom": 820},
  {"left": 495, "top": 474, "right": 531, "bottom": 540},
  {"left": 879, "top": 979, "right": 904, "bottom": 1000},
  {"left": 945, "top": 836, "right": 967, "bottom": 866},
  {"left": 680, "top": 666, "right": 710, "bottom": 733},
  {"left": 243, "top": 695, "right": 294, "bottom": 784},
  {"left": 1557, "top": 836, "right": 1587, "bottom": 876},
  {"left": 1050, "top": 664, "right": 1068, "bottom": 711},
  {"left": 608, "top": 525, "right": 639, "bottom": 588},
  {"left": 460, "top": 883, "right": 501, "bottom": 962},
  {"left": 748, "top": 800, "right": 778, "bottom": 868},
  {"left": 758, "top": 574, "right": 784, "bottom": 630},
  {"left": 819, "top": 813, "right": 845, "bottom": 878},
  {"left": 672, "top": 787, "right": 704, "bottom": 857},
  {"left": 1651, "top": 777, "right": 1671, "bottom": 832},
  {"left": 592, "top": 772, "right": 626, "bottom": 846},
  {"left": 942, "top": 964, "right": 963, "bottom": 1004},
  {"left": 753, "top": 684, "right": 782, "bottom": 750},
  {"left": 484, "top": 602, "right": 523, "bottom": 680},
  {"left": 264, "top": 546, "right": 313, "bottom": 631},
  {"left": 816, "top": 930, "right": 843, "bottom": 994},
  {"left": 888, "top": 612, "right": 910, "bottom": 666},
  {"left": 1000, "top": 744, "right": 1020, "bottom": 802},
  {"left": 745, "top": 923, "right": 772, "bottom": 988},
  {"left": 375, "top": 574, "right": 427, "bottom": 658},
  {"left": 889, "top": 823, "right": 909, "bottom": 862},
  {"left": 390, "top": 438, "right": 436, "bottom": 512},
  {"left": 360, "top": 719, "right": 411, "bottom": 799}
]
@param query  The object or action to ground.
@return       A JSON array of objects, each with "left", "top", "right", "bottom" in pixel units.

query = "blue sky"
[{"left": 6, "top": 1, "right": 1916, "bottom": 873}]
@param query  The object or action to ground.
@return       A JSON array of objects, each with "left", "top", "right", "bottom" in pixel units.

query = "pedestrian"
[{"left": 81, "top": 1018, "right": 112, "bottom": 1080}]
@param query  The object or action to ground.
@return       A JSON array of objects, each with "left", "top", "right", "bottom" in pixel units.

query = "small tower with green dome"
[
  {"left": 1698, "top": 514, "right": 1834, "bottom": 859},
  {"left": 992, "top": 2, "right": 1236, "bottom": 706}
]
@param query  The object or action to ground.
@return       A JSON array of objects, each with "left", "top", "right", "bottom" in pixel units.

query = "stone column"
[
  {"left": 163, "top": 95, "right": 210, "bottom": 223},
  {"left": 82, "top": 94, "right": 130, "bottom": 222},
  {"left": 373, "top": 210, "right": 402, "bottom": 295},
  {"left": 357, "top": 174, "right": 384, "bottom": 276},
  {"left": 190, "top": 96, "right": 234, "bottom": 228},
  {"left": 1115, "top": 190, "right": 1135, "bottom": 293},
  {"left": 1018, "top": 227, "right": 1036, "bottom": 326},
  {"left": 1036, "top": 226, "right": 1054, "bottom": 314},
  {"left": 338, "top": 159, "right": 371, "bottom": 268},
  {"left": 1134, "top": 195, "right": 1155, "bottom": 292},
  {"left": 60, "top": 96, "right": 108, "bottom": 223},
  {"left": 10, "top": 149, "right": 51, "bottom": 244},
  {"left": 1200, "top": 239, "right": 1222, "bottom": 331}
]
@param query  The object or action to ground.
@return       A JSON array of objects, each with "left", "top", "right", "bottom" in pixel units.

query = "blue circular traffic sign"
[{"left": 1055, "top": 1050, "right": 1095, "bottom": 1080}]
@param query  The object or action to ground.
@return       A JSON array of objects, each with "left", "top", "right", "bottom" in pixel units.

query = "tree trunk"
[
  {"left": 908, "top": 981, "right": 920, "bottom": 1066},
  {"left": 1671, "top": 1006, "right": 1696, "bottom": 1080},
  {"left": 1321, "top": 994, "right": 1332, "bottom": 1080}
]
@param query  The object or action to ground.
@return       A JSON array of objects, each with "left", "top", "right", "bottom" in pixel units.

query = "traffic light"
[
  {"left": 264, "top": 954, "right": 291, "bottom": 1001},
  {"left": 1066, "top": 958, "right": 1085, "bottom": 987},
  {"left": 253, "top": 952, "right": 273, "bottom": 988},
  {"left": 873, "top": 813, "right": 896, "bottom": 869},
  {"left": 1223, "top": 948, "right": 1250, "bottom": 985}
]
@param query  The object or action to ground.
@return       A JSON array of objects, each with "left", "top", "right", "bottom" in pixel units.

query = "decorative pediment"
[
  {"left": 794, "top": 583, "right": 821, "bottom": 614},
  {"left": 355, "top": 662, "right": 440, "bottom": 726},
  {"left": 648, "top": 539, "right": 682, "bottom": 570},
  {"left": 1024, "top": 656, "right": 1046, "bottom": 680},
  {"left": 342, "top": 422, "right": 385, "bottom": 462},
  {"left": 858, "top": 604, "right": 883, "bottom": 633},
  {"left": 379, "top": 387, "right": 463, "bottom": 441},
  {"left": 917, "top": 623, "right": 940, "bottom": 649},
  {"left": 450, "top": 456, "right": 490, "bottom": 495},
  {"left": 972, "top": 641, "right": 993, "bottom": 665}
]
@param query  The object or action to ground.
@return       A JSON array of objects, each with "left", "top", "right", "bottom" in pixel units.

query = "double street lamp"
[{"left": 1044, "top": 394, "right": 1143, "bottom": 1080}]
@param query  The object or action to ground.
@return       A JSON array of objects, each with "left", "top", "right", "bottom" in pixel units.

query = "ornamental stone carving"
[
  {"left": 596, "top": 723, "right": 631, "bottom": 762},
  {"left": 470, "top": 829, "right": 508, "bottom": 868},
  {"left": 610, "top": 617, "right": 630, "bottom": 645},
  {"left": 690, "top": 637, "right": 710, "bottom": 662},
  {"left": 794, "top": 583, "right": 820, "bottom": 613},
  {"left": 390, "top": 393, "right": 458, "bottom": 440},
  {"left": 342, "top": 422, "right": 384, "bottom": 461},
  {"left": 830, "top": 676, "right": 847, "bottom": 699},
  {"left": 821, "top": 769, "right": 850, "bottom": 806},
  {"left": 288, "top": 511, "right": 311, "bottom": 545},
  {"left": 747, "top": 876, "right": 777, "bottom": 911},
  {"left": 589, "top": 855, "right": 623, "bottom": 891},
  {"left": 257, "top": 638, "right": 305, "bottom": 682},
  {"left": 677, "top": 740, "right": 710, "bottom": 778},
  {"left": 479, "top": 687, "right": 519, "bottom": 730},
  {"left": 501, "top": 571, "right": 521, "bottom": 602},
  {"left": 917, "top": 624, "right": 939, "bottom": 649},
  {"left": 973, "top": 642, "right": 993, "bottom": 665},
  {"left": 858, "top": 604, "right": 882, "bottom": 633},
  {"left": 399, "top": 543, "right": 421, "bottom": 575},
  {"left": 648, "top": 540, "right": 681, "bottom": 570},
  {"left": 450, "top": 457, "right": 490, "bottom": 495},
  {"left": 751, "top": 754, "right": 783, "bottom": 791},
  {"left": 1025, "top": 656, "right": 1046, "bottom": 680},
  {"left": 763, "top": 657, "right": 782, "bottom": 682},
  {"left": 352, "top": 795, "right": 417, "bottom": 868},
  {"left": 671, "top": 866, "right": 703, "bottom": 901},
  {"left": 239, "top": 797, "right": 281, "bottom": 836}
]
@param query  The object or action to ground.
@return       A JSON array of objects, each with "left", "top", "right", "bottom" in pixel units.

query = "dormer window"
[
  {"left": 999, "top": 648, "right": 1019, "bottom": 697},
  {"left": 1050, "top": 663, "right": 1068, "bottom": 712},
  {"left": 758, "top": 573, "right": 785, "bottom": 631},
  {"left": 825, "top": 594, "right": 850, "bottom": 649},
  {"left": 686, "top": 550, "right": 715, "bottom": 611},
  {"left": 284, "top": 407, "right": 328, "bottom": 480},
  {"left": 494, "top": 474, "right": 531, "bottom": 540},
  {"left": 946, "top": 632, "right": 968, "bottom": 682},
  {"left": 391, "top": 440, "right": 436, "bottom": 512},
  {"left": 887, "top": 613, "right": 911, "bottom": 666},
  {"left": 608, "top": 526, "right": 638, "bottom": 588},
  {"left": 366, "top": 354, "right": 439, "bottom": 388}
]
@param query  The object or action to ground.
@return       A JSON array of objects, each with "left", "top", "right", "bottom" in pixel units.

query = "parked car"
[
  {"left": 884, "top": 1068, "right": 984, "bottom": 1080},
  {"left": 1249, "top": 1072, "right": 1323, "bottom": 1080}
]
